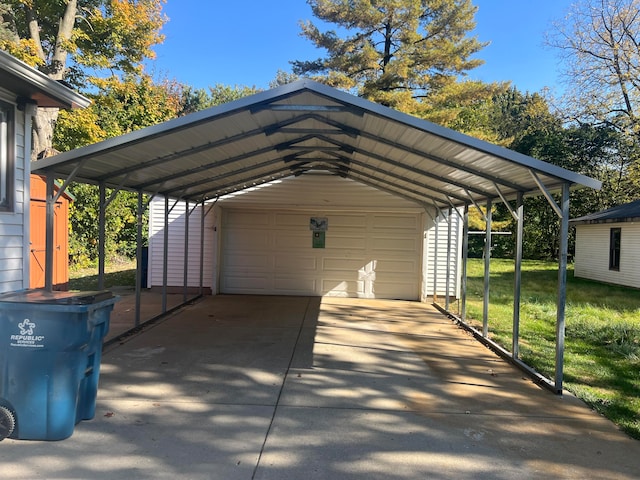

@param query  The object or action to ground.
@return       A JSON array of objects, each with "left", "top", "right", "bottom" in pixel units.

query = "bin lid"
[{"left": 0, "top": 289, "right": 114, "bottom": 305}]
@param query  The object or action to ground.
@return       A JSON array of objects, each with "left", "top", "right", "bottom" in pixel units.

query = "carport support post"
[
  {"left": 183, "top": 200, "right": 189, "bottom": 302},
  {"left": 512, "top": 192, "right": 524, "bottom": 358},
  {"left": 555, "top": 182, "right": 570, "bottom": 393},
  {"left": 44, "top": 174, "right": 55, "bottom": 291},
  {"left": 135, "top": 191, "right": 143, "bottom": 327},
  {"left": 461, "top": 204, "right": 469, "bottom": 320},
  {"left": 445, "top": 207, "right": 452, "bottom": 311},
  {"left": 162, "top": 195, "right": 169, "bottom": 313},
  {"left": 98, "top": 183, "right": 106, "bottom": 290},
  {"left": 200, "top": 201, "right": 205, "bottom": 295},
  {"left": 483, "top": 198, "right": 492, "bottom": 338},
  {"left": 432, "top": 214, "right": 439, "bottom": 303}
]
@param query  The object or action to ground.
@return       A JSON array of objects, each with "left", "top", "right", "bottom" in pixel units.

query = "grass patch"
[
  {"left": 459, "top": 258, "right": 640, "bottom": 439},
  {"left": 69, "top": 258, "right": 137, "bottom": 291}
]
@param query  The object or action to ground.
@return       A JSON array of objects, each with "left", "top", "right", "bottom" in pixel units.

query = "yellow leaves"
[
  {"left": 0, "top": 38, "right": 43, "bottom": 66},
  {"left": 110, "top": 0, "right": 167, "bottom": 55},
  {"left": 468, "top": 205, "right": 511, "bottom": 231},
  {"left": 54, "top": 108, "right": 107, "bottom": 151},
  {"left": 73, "top": 0, "right": 166, "bottom": 72},
  {"left": 417, "top": 79, "right": 508, "bottom": 137}
]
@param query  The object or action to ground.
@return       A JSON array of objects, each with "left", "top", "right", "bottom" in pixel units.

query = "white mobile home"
[
  {"left": 0, "top": 50, "right": 88, "bottom": 294},
  {"left": 573, "top": 200, "right": 640, "bottom": 289}
]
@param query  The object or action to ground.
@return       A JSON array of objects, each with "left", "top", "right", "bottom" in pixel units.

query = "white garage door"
[{"left": 220, "top": 209, "right": 421, "bottom": 299}]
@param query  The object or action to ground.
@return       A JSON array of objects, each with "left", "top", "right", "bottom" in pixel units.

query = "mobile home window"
[
  {"left": 609, "top": 227, "right": 621, "bottom": 271},
  {"left": 0, "top": 100, "right": 15, "bottom": 212}
]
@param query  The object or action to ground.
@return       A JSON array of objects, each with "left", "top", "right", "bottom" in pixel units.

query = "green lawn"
[
  {"left": 458, "top": 258, "right": 640, "bottom": 439},
  {"left": 69, "top": 259, "right": 137, "bottom": 291}
]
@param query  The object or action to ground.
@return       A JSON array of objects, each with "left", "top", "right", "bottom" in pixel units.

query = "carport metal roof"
[{"left": 31, "top": 79, "right": 600, "bottom": 208}]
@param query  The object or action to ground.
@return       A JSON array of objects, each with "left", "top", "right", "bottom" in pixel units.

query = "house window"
[
  {"left": 0, "top": 100, "right": 15, "bottom": 212},
  {"left": 609, "top": 227, "right": 621, "bottom": 271}
]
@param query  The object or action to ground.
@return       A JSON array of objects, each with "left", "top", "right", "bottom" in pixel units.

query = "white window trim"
[{"left": 0, "top": 99, "right": 15, "bottom": 212}]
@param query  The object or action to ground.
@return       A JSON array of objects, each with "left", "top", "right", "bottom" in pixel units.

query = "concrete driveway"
[{"left": 1, "top": 295, "right": 638, "bottom": 479}]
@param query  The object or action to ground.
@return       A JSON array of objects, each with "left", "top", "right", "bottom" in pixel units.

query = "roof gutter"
[{"left": 0, "top": 49, "right": 90, "bottom": 109}]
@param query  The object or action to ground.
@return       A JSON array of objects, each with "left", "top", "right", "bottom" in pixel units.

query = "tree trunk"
[
  {"left": 32, "top": 108, "right": 60, "bottom": 160},
  {"left": 25, "top": 0, "right": 78, "bottom": 159}
]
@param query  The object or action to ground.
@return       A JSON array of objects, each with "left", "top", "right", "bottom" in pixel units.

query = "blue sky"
[{"left": 151, "top": 1, "right": 572, "bottom": 94}]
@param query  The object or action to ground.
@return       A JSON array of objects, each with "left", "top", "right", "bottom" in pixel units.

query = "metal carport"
[{"left": 31, "top": 79, "right": 601, "bottom": 393}]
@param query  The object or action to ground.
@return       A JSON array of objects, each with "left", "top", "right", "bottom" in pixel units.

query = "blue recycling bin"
[{"left": 0, "top": 289, "right": 117, "bottom": 441}]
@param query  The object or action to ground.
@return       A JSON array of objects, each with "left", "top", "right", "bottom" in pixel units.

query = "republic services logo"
[{"left": 18, "top": 319, "right": 35, "bottom": 336}]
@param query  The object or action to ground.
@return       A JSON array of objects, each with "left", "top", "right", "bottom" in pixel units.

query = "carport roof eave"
[
  {"left": 30, "top": 84, "right": 289, "bottom": 172},
  {"left": 30, "top": 78, "right": 602, "bottom": 199}
]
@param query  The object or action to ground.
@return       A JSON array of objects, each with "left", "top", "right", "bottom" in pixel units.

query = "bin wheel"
[{"left": 0, "top": 406, "right": 15, "bottom": 441}]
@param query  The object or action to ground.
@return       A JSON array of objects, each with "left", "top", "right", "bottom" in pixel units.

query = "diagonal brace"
[{"left": 529, "top": 170, "right": 563, "bottom": 218}]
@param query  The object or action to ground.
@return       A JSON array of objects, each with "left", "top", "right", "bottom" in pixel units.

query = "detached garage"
[{"left": 147, "top": 174, "right": 461, "bottom": 300}]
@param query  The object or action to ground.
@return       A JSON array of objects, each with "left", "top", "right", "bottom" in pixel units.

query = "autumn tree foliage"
[
  {"left": 0, "top": 0, "right": 167, "bottom": 157},
  {"left": 547, "top": 0, "right": 640, "bottom": 210},
  {"left": 549, "top": 0, "right": 640, "bottom": 139},
  {"left": 55, "top": 79, "right": 260, "bottom": 265}
]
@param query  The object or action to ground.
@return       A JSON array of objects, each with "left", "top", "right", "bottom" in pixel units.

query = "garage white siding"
[
  {"left": 148, "top": 199, "right": 217, "bottom": 291},
  {"left": 220, "top": 209, "right": 422, "bottom": 299},
  {"left": 424, "top": 209, "right": 462, "bottom": 299},
  {"left": 574, "top": 222, "right": 640, "bottom": 288}
]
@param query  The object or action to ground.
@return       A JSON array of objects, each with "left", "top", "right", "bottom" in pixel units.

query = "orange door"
[{"left": 29, "top": 175, "right": 69, "bottom": 290}]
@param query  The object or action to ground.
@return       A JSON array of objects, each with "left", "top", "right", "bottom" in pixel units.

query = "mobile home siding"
[{"left": 574, "top": 222, "right": 640, "bottom": 288}]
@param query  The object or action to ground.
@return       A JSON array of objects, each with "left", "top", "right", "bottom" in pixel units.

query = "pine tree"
[{"left": 292, "top": 0, "right": 497, "bottom": 118}]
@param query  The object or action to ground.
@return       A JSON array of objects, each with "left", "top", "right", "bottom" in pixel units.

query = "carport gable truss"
[{"left": 32, "top": 79, "right": 601, "bottom": 393}]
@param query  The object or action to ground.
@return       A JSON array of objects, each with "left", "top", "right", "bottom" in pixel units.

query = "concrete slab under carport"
[{"left": 1, "top": 296, "right": 638, "bottom": 480}]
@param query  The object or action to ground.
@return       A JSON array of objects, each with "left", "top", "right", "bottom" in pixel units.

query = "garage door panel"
[
  {"left": 223, "top": 275, "right": 270, "bottom": 291},
  {"left": 225, "top": 230, "right": 270, "bottom": 249},
  {"left": 274, "top": 276, "right": 317, "bottom": 293},
  {"left": 327, "top": 214, "right": 367, "bottom": 229},
  {"left": 274, "top": 232, "right": 310, "bottom": 249},
  {"left": 275, "top": 213, "right": 309, "bottom": 227},
  {"left": 226, "top": 211, "right": 270, "bottom": 227},
  {"left": 322, "top": 278, "right": 361, "bottom": 297},
  {"left": 373, "top": 279, "right": 417, "bottom": 299},
  {"left": 372, "top": 214, "right": 419, "bottom": 231},
  {"left": 327, "top": 235, "right": 367, "bottom": 250},
  {"left": 275, "top": 255, "right": 317, "bottom": 271},
  {"left": 221, "top": 209, "right": 420, "bottom": 300},
  {"left": 322, "top": 257, "right": 366, "bottom": 271},
  {"left": 375, "top": 259, "right": 419, "bottom": 274},
  {"left": 224, "top": 254, "right": 271, "bottom": 268},
  {"left": 372, "top": 237, "right": 418, "bottom": 252}
]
